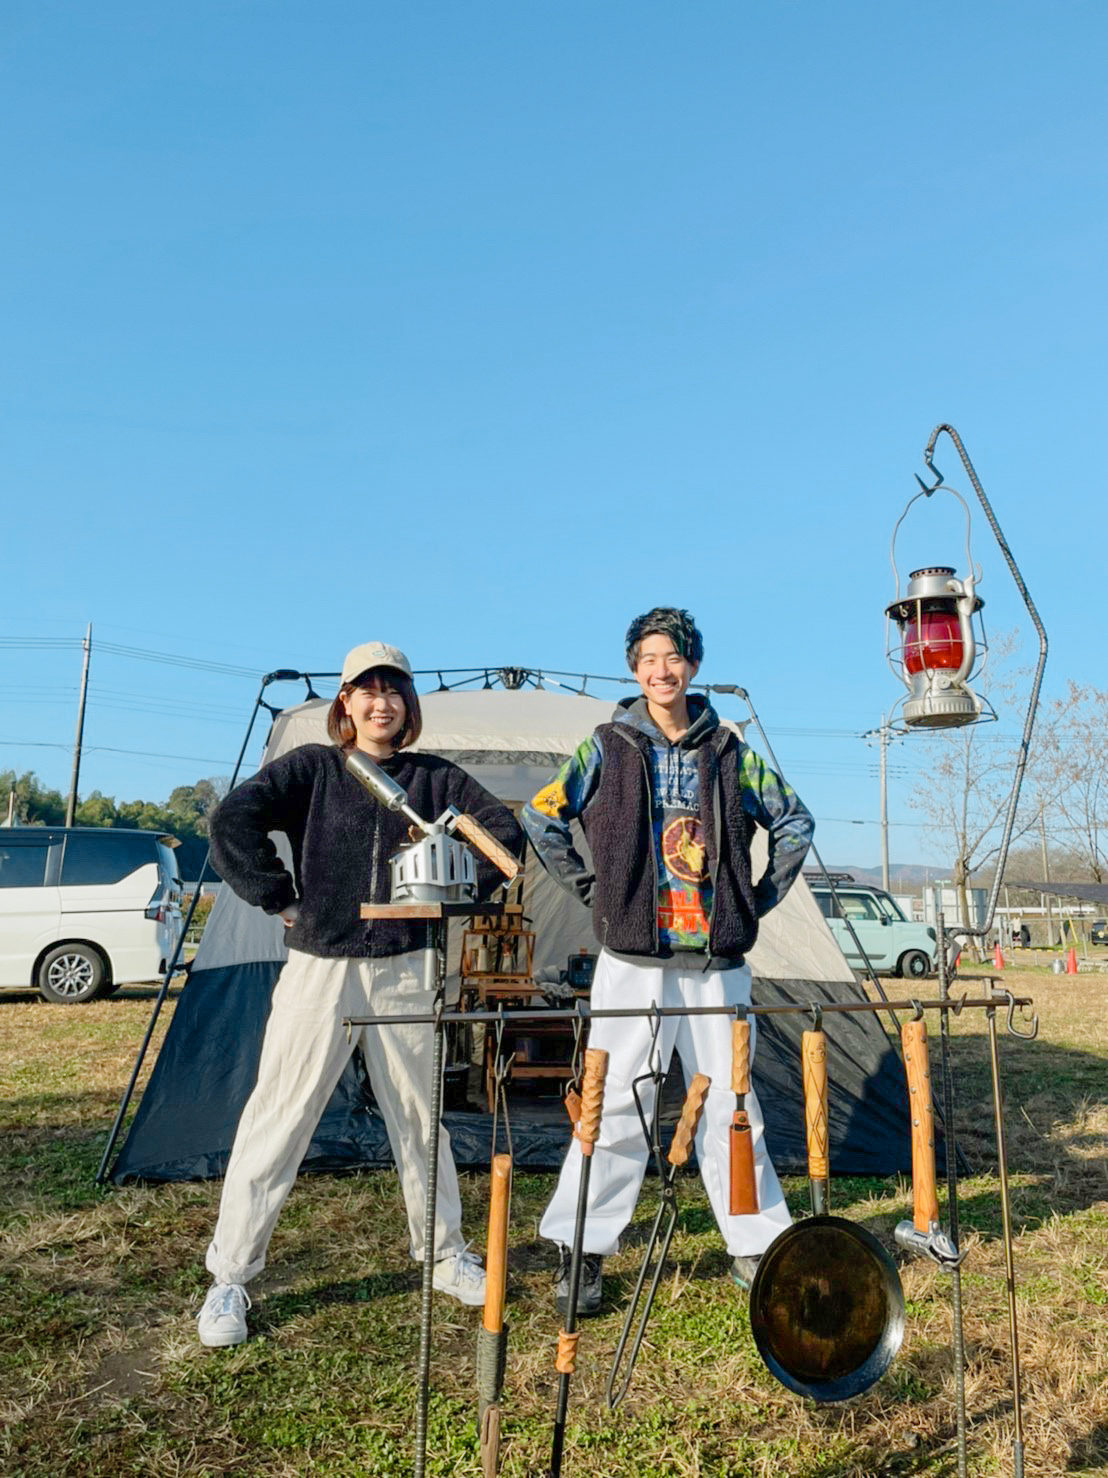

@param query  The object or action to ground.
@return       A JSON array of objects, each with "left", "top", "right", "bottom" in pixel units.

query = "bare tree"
[{"left": 1038, "top": 682, "right": 1108, "bottom": 882}]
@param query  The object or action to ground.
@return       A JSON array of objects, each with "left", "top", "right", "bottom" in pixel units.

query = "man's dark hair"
[{"left": 625, "top": 608, "right": 704, "bottom": 670}]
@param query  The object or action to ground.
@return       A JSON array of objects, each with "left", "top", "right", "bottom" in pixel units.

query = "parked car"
[
  {"left": 0, "top": 827, "right": 182, "bottom": 1003},
  {"left": 807, "top": 873, "right": 937, "bottom": 978},
  {"left": 1091, "top": 919, "right": 1108, "bottom": 945}
]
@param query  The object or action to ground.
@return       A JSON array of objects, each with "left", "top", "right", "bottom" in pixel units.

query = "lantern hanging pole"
[{"left": 919, "top": 425, "right": 1049, "bottom": 943}]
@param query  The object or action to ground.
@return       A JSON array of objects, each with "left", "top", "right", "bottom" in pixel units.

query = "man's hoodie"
[{"left": 522, "top": 694, "right": 814, "bottom": 965}]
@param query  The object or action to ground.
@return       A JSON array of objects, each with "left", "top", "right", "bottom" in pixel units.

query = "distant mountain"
[{"left": 820, "top": 864, "right": 939, "bottom": 890}]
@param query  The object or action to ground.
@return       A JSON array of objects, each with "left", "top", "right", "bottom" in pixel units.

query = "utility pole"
[
  {"left": 879, "top": 713, "right": 890, "bottom": 892},
  {"left": 65, "top": 623, "right": 92, "bottom": 827},
  {"left": 864, "top": 715, "right": 895, "bottom": 893},
  {"left": 1038, "top": 803, "right": 1054, "bottom": 948}
]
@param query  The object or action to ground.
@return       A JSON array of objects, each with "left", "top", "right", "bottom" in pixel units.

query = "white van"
[
  {"left": 807, "top": 873, "right": 937, "bottom": 979},
  {"left": 0, "top": 827, "right": 183, "bottom": 1003}
]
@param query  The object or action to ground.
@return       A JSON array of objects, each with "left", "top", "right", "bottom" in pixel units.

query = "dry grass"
[{"left": 0, "top": 972, "right": 1105, "bottom": 1476}]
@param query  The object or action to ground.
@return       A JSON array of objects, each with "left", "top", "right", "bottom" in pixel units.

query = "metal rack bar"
[{"left": 343, "top": 994, "right": 1032, "bottom": 1031}]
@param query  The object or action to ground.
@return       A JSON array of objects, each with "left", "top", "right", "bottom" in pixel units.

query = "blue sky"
[{"left": 1, "top": 2, "right": 1102, "bottom": 869}]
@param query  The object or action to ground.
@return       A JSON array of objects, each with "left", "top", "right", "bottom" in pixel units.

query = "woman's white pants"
[
  {"left": 539, "top": 952, "right": 792, "bottom": 1258},
  {"left": 206, "top": 948, "right": 463, "bottom": 1286}
]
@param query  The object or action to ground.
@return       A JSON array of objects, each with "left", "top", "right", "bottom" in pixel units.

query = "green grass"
[{"left": 0, "top": 973, "right": 1105, "bottom": 1476}]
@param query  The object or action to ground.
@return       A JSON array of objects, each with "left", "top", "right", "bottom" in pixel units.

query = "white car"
[{"left": 0, "top": 827, "right": 183, "bottom": 1002}]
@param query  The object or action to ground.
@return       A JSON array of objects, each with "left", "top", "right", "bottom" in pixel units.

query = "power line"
[
  {"left": 0, "top": 738, "right": 254, "bottom": 767},
  {"left": 0, "top": 636, "right": 260, "bottom": 679}
]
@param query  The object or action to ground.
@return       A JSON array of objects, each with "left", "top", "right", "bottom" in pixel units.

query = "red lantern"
[{"left": 886, "top": 566, "right": 984, "bottom": 729}]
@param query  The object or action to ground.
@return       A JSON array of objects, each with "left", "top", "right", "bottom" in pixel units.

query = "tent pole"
[{"left": 95, "top": 676, "right": 273, "bottom": 1186}]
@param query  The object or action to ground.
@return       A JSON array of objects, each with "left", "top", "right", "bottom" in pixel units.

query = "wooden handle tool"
[
  {"left": 576, "top": 1048, "right": 608, "bottom": 1155},
  {"left": 478, "top": 1154, "right": 512, "bottom": 1478},
  {"left": 450, "top": 812, "right": 522, "bottom": 881},
  {"left": 894, "top": 1018, "right": 963, "bottom": 1269},
  {"left": 802, "top": 1028, "right": 830, "bottom": 1216},
  {"left": 669, "top": 1073, "right": 711, "bottom": 1168},
  {"left": 729, "top": 1019, "right": 758, "bottom": 1215},
  {"left": 902, "top": 1019, "right": 939, "bottom": 1233}
]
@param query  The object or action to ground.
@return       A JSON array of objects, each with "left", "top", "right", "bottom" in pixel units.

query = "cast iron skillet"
[{"left": 748, "top": 1026, "right": 905, "bottom": 1403}]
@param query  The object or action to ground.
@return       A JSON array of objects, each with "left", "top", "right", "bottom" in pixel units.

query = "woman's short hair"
[
  {"left": 625, "top": 607, "right": 704, "bottom": 669},
  {"left": 326, "top": 667, "right": 423, "bottom": 751}
]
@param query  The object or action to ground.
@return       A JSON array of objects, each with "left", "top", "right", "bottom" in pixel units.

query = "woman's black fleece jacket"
[{"left": 209, "top": 743, "right": 524, "bottom": 959}]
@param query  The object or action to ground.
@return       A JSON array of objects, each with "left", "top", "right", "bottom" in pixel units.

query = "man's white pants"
[
  {"left": 206, "top": 948, "right": 464, "bottom": 1286},
  {"left": 539, "top": 952, "right": 792, "bottom": 1258}
]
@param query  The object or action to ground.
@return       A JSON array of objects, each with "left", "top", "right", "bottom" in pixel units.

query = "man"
[{"left": 522, "top": 607, "right": 814, "bottom": 1314}]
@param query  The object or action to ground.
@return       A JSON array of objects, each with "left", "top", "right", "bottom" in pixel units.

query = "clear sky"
[{"left": 2, "top": 2, "right": 1102, "bottom": 869}]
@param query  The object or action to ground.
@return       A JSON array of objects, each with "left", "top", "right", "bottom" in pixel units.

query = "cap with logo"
[{"left": 340, "top": 641, "right": 413, "bottom": 685}]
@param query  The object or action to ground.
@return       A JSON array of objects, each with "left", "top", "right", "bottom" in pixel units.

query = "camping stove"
[
  {"left": 346, "top": 750, "right": 519, "bottom": 903},
  {"left": 389, "top": 819, "right": 477, "bottom": 903}
]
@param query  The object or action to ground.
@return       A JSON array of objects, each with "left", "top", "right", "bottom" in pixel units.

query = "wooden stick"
[
  {"left": 902, "top": 1019, "right": 940, "bottom": 1232},
  {"left": 451, "top": 812, "right": 522, "bottom": 881},
  {"left": 483, "top": 1154, "right": 512, "bottom": 1334},
  {"left": 478, "top": 1153, "right": 512, "bottom": 1478},
  {"left": 802, "top": 1028, "right": 829, "bottom": 1185},
  {"left": 669, "top": 1073, "right": 711, "bottom": 1168}
]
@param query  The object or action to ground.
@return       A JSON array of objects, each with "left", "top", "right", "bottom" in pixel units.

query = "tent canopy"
[{"left": 111, "top": 683, "right": 913, "bottom": 1184}]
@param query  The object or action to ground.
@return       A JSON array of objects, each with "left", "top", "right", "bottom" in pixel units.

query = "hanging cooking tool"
[
  {"left": 749, "top": 1021, "right": 905, "bottom": 1403},
  {"left": 895, "top": 1016, "right": 964, "bottom": 1272},
  {"left": 549, "top": 1047, "right": 608, "bottom": 1478},
  {"left": 729, "top": 1016, "right": 758, "bottom": 1216},
  {"left": 477, "top": 1153, "right": 513, "bottom": 1478},
  {"left": 605, "top": 1072, "right": 711, "bottom": 1409}
]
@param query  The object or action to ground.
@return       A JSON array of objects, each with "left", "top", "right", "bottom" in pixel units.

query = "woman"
[{"left": 197, "top": 641, "right": 523, "bottom": 1347}]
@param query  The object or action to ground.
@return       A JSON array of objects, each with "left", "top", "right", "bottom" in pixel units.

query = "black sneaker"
[{"left": 554, "top": 1244, "right": 604, "bottom": 1318}]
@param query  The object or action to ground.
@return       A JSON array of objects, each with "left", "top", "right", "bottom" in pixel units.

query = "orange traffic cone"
[
  {"left": 1067, "top": 947, "right": 1078, "bottom": 974},
  {"left": 993, "top": 943, "right": 1005, "bottom": 969}
]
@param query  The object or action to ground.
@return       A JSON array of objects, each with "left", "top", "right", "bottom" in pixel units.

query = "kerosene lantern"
[{"left": 885, "top": 564, "right": 984, "bottom": 729}]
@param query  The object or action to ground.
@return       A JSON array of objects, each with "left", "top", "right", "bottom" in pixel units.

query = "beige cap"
[{"left": 340, "top": 641, "right": 413, "bottom": 684}]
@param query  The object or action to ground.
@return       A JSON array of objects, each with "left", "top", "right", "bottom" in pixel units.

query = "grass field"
[{"left": 1, "top": 969, "right": 1105, "bottom": 1476}]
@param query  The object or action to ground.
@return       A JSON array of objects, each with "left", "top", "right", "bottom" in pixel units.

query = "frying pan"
[{"left": 749, "top": 1026, "right": 905, "bottom": 1402}]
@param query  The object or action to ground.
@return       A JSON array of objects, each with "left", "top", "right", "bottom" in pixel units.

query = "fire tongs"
[{"left": 605, "top": 1065, "right": 711, "bottom": 1409}]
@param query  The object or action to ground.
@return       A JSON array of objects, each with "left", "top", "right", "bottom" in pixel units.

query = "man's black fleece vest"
[{"left": 579, "top": 722, "right": 759, "bottom": 960}]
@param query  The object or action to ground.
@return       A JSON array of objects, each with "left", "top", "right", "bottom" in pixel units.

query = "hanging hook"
[
  {"left": 489, "top": 1007, "right": 517, "bottom": 1160},
  {"left": 808, "top": 1002, "right": 823, "bottom": 1032},
  {"left": 910, "top": 997, "right": 925, "bottom": 1021},
  {"left": 492, "top": 1008, "right": 516, "bottom": 1083},
  {"left": 570, "top": 1000, "right": 589, "bottom": 1080},
  {"left": 1003, "top": 991, "right": 1039, "bottom": 1041},
  {"left": 644, "top": 1002, "right": 666, "bottom": 1083}
]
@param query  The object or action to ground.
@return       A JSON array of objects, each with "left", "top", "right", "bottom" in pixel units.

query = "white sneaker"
[
  {"left": 197, "top": 1282, "right": 251, "bottom": 1347},
  {"left": 432, "top": 1248, "right": 487, "bottom": 1307}
]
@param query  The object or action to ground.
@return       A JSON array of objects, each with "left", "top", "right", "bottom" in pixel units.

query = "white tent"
[
  {"left": 111, "top": 685, "right": 910, "bottom": 1183},
  {"left": 197, "top": 687, "right": 855, "bottom": 987}
]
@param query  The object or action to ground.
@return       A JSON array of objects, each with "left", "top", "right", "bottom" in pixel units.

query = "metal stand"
[
  {"left": 342, "top": 989, "right": 1038, "bottom": 1476},
  {"left": 986, "top": 979, "right": 1033, "bottom": 1478},
  {"left": 936, "top": 914, "right": 968, "bottom": 1477},
  {"left": 359, "top": 901, "right": 507, "bottom": 1478}
]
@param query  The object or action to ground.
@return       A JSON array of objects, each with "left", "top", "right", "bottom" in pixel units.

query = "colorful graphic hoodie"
[{"left": 522, "top": 695, "right": 813, "bottom": 965}]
